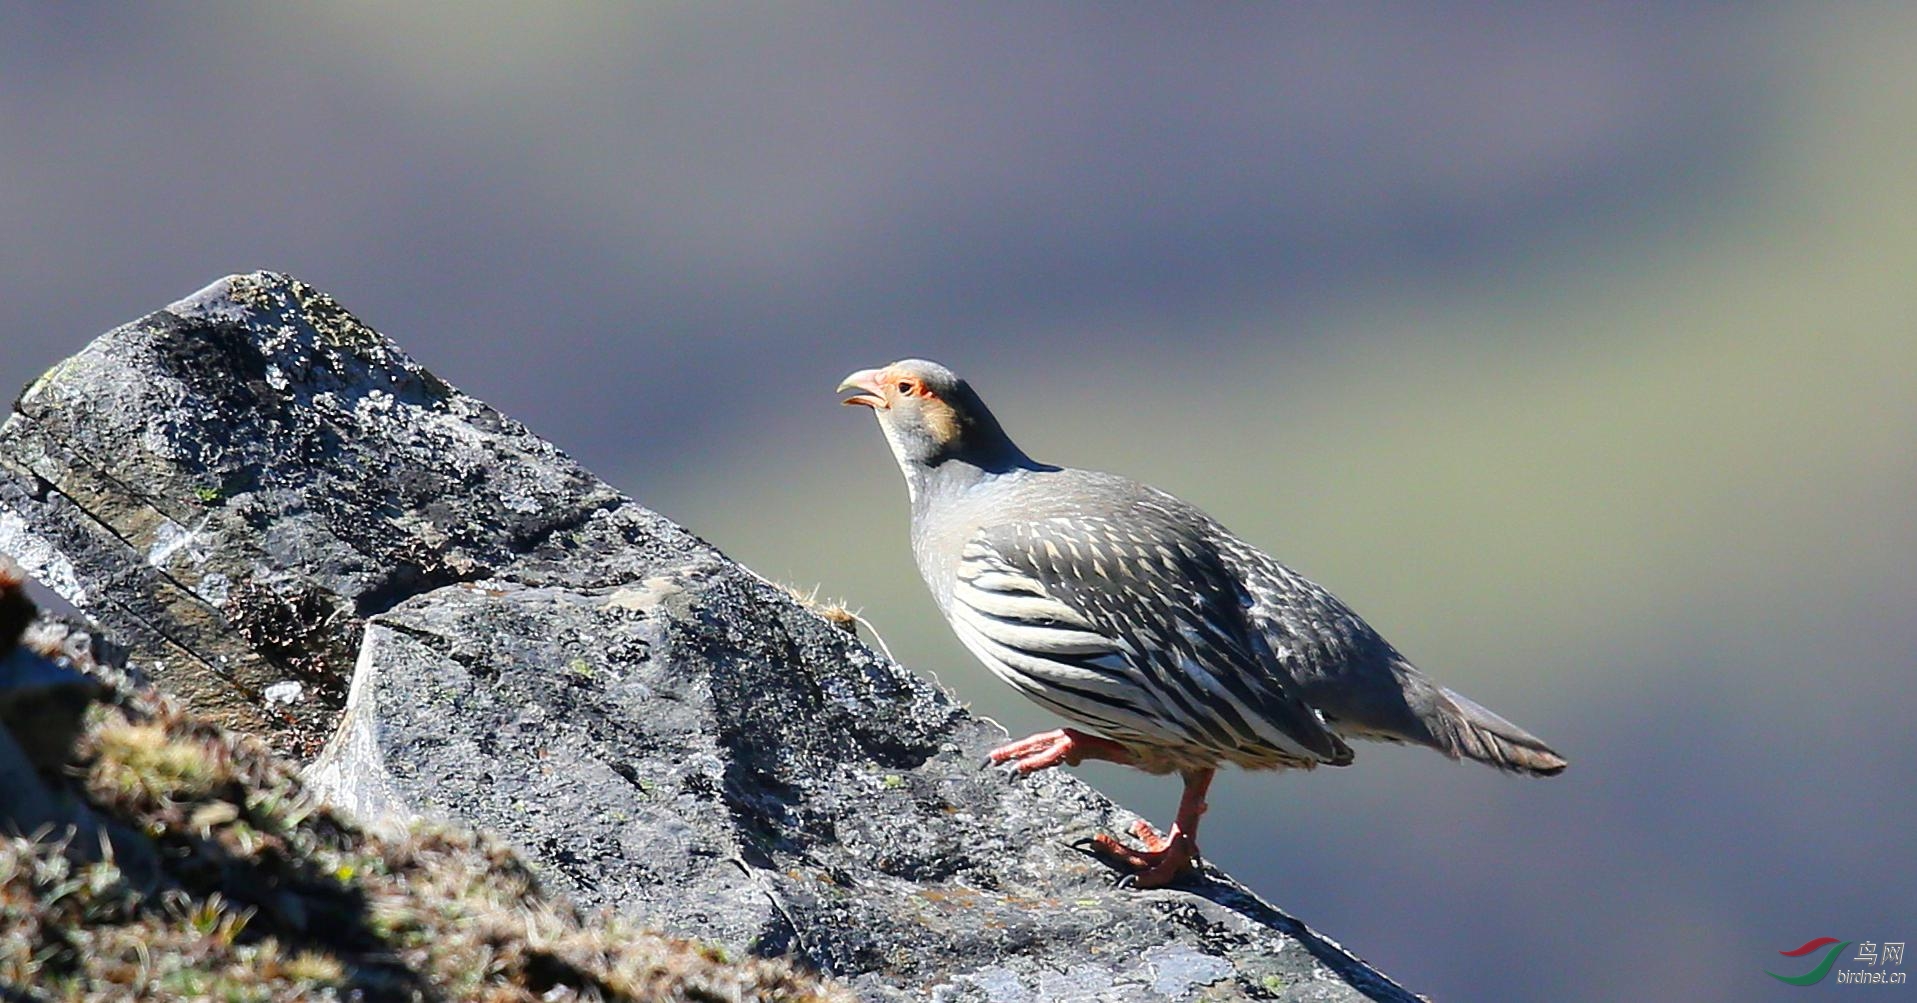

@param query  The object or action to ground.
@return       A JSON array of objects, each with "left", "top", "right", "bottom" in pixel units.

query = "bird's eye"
[{"left": 896, "top": 381, "right": 914, "bottom": 394}]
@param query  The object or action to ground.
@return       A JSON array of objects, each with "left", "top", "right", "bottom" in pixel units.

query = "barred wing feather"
[{"left": 952, "top": 517, "right": 1351, "bottom": 768}]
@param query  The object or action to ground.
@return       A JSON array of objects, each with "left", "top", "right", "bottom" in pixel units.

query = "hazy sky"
[{"left": 2, "top": 5, "right": 1769, "bottom": 477}]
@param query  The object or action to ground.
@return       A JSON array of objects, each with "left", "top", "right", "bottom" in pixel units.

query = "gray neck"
[{"left": 905, "top": 449, "right": 1046, "bottom": 526}]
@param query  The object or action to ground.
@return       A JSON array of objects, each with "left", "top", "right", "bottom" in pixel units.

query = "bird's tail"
[{"left": 1425, "top": 685, "right": 1568, "bottom": 777}]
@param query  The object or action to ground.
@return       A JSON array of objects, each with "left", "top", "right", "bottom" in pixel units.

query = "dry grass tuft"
[{"left": 780, "top": 583, "right": 896, "bottom": 662}]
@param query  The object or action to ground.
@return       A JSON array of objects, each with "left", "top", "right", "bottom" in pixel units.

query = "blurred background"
[{"left": 4, "top": 5, "right": 1913, "bottom": 1000}]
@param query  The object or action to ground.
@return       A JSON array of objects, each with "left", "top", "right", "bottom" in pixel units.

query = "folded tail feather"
[{"left": 1427, "top": 685, "right": 1567, "bottom": 777}]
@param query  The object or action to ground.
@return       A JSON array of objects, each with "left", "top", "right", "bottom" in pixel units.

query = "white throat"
[{"left": 878, "top": 416, "right": 928, "bottom": 503}]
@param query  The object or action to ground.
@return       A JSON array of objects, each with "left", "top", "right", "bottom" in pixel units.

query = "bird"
[{"left": 839, "top": 359, "right": 1566, "bottom": 888}]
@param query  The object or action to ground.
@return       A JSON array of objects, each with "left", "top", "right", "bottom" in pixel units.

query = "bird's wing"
[
  {"left": 951, "top": 514, "right": 1351, "bottom": 767},
  {"left": 1216, "top": 534, "right": 1430, "bottom": 738}
]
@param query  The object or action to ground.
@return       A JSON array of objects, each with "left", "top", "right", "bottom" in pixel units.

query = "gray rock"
[
  {"left": 0, "top": 643, "right": 99, "bottom": 774},
  {"left": 0, "top": 272, "right": 1416, "bottom": 1001},
  {"left": 1, "top": 273, "right": 675, "bottom": 753}
]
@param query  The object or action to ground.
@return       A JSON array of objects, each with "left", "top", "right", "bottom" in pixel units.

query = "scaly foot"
[{"left": 1087, "top": 819, "right": 1200, "bottom": 888}]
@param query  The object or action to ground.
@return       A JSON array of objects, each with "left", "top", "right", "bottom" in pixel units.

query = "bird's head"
[{"left": 838, "top": 359, "right": 1027, "bottom": 475}]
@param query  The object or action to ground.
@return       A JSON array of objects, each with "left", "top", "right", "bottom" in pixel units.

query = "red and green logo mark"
[{"left": 1769, "top": 937, "right": 1852, "bottom": 986}]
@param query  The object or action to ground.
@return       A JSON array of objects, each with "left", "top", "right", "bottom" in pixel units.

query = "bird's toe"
[
  {"left": 1125, "top": 818, "right": 1172, "bottom": 852},
  {"left": 1084, "top": 828, "right": 1201, "bottom": 888}
]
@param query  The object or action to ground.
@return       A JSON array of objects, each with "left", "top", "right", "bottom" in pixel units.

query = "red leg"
[
  {"left": 1088, "top": 768, "right": 1214, "bottom": 888},
  {"left": 987, "top": 728, "right": 1137, "bottom": 774}
]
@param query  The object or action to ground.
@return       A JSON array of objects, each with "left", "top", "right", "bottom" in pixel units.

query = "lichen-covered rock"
[
  {"left": 0, "top": 273, "right": 1415, "bottom": 1001},
  {"left": 0, "top": 274, "right": 684, "bottom": 753}
]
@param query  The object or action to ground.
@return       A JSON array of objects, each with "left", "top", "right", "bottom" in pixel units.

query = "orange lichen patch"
[{"left": 913, "top": 886, "right": 984, "bottom": 911}]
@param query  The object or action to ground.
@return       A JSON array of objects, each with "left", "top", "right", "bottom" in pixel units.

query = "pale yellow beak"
[{"left": 837, "top": 368, "right": 886, "bottom": 409}]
